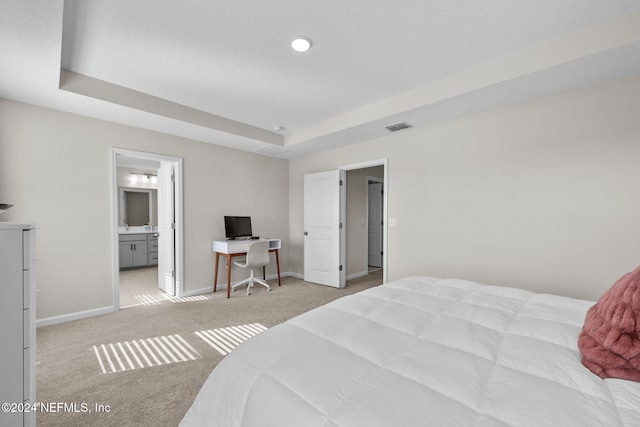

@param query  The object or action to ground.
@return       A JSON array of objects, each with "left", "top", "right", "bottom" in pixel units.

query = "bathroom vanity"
[{"left": 118, "top": 229, "right": 158, "bottom": 269}]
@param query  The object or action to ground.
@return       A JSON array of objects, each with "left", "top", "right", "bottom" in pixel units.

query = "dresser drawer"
[
  {"left": 23, "top": 309, "right": 30, "bottom": 349},
  {"left": 23, "top": 349, "right": 30, "bottom": 401},
  {"left": 23, "top": 271, "right": 31, "bottom": 309},
  {"left": 22, "top": 229, "right": 34, "bottom": 271}
]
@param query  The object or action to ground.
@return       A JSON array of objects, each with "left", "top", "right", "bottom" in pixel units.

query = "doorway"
[
  {"left": 303, "top": 159, "right": 387, "bottom": 288},
  {"left": 110, "top": 148, "right": 183, "bottom": 310},
  {"left": 342, "top": 160, "right": 387, "bottom": 287},
  {"left": 344, "top": 166, "right": 384, "bottom": 283}
]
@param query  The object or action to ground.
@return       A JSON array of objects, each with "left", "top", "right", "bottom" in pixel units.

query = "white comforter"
[{"left": 181, "top": 276, "right": 640, "bottom": 426}]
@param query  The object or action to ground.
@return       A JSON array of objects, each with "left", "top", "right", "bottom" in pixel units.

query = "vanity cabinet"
[
  {"left": 119, "top": 234, "right": 149, "bottom": 268},
  {"left": 148, "top": 233, "right": 158, "bottom": 265},
  {"left": 0, "top": 223, "right": 36, "bottom": 427},
  {"left": 119, "top": 232, "right": 158, "bottom": 269}
]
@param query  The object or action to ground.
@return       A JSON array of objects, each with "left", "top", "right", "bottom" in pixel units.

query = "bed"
[{"left": 181, "top": 276, "right": 640, "bottom": 426}]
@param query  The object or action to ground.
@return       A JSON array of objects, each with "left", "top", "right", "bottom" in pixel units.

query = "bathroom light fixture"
[
  {"left": 291, "top": 36, "right": 312, "bottom": 52},
  {"left": 129, "top": 173, "right": 157, "bottom": 185}
]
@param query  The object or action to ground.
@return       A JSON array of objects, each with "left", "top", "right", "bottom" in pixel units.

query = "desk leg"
[
  {"left": 275, "top": 249, "right": 281, "bottom": 286},
  {"left": 226, "top": 254, "right": 232, "bottom": 299},
  {"left": 213, "top": 252, "right": 220, "bottom": 293}
]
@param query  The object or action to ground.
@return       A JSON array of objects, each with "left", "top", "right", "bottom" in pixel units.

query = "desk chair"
[{"left": 231, "top": 240, "right": 271, "bottom": 295}]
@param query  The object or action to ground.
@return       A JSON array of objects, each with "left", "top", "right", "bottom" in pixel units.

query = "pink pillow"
[{"left": 578, "top": 266, "right": 640, "bottom": 381}]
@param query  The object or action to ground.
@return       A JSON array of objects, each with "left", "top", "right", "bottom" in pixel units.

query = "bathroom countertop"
[{"left": 118, "top": 227, "right": 157, "bottom": 235}]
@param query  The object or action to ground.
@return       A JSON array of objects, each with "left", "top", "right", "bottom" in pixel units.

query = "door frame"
[
  {"left": 367, "top": 177, "right": 384, "bottom": 269},
  {"left": 110, "top": 147, "right": 184, "bottom": 310},
  {"left": 338, "top": 159, "right": 388, "bottom": 286}
]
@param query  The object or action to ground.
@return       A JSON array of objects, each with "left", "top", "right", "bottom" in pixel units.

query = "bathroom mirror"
[{"left": 119, "top": 188, "right": 154, "bottom": 226}]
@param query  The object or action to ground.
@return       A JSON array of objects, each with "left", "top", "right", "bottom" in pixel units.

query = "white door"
[
  {"left": 157, "top": 163, "right": 175, "bottom": 295},
  {"left": 304, "top": 170, "right": 344, "bottom": 288},
  {"left": 368, "top": 181, "right": 383, "bottom": 268}
]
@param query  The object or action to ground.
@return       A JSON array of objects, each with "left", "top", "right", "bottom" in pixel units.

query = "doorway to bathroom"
[{"left": 110, "top": 148, "right": 184, "bottom": 310}]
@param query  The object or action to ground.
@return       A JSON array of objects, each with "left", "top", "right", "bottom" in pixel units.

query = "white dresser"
[{"left": 0, "top": 223, "right": 36, "bottom": 427}]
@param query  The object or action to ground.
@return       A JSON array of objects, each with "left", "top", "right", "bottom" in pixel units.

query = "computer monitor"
[{"left": 224, "top": 216, "right": 253, "bottom": 240}]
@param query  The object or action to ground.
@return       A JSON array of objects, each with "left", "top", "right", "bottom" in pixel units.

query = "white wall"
[
  {"left": 289, "top": 74, "right": 640, "bottom": 301},
  {"left": 0, "top": 99, "right": 289, "bottom": 321}
]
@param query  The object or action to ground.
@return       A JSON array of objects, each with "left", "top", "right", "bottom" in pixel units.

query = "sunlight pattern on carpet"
[
  {"left": 161, "top": 294, "right": 211, "bottom": 303},
  {"left": 195, "top": 323, "right": 268, "bottom": 355},
  {"left": 131, "top": 293, "right": 211, "bottom": 306},
  {"left": 134, "top": 294, "right": 163, "bottom": 305},
  {"left": 92, "top": 334, "right": 201, "bottom": 374}
]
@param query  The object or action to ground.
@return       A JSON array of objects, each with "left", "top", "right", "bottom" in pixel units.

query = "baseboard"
[
  {"left": 180, "top": 285, "right": 216, "bottom": 297},
  {"left": 36, "top": 305, "right": 116, "bottom": 328},
  {"left": 284, "top": 270, "right": 373, "bottom": 282},
  {"left": 180, "top": 272, "right": 293, "bottom": 297}
]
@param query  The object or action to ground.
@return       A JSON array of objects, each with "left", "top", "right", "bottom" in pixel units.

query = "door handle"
[{"left": 304, "top": 231, "right": 308, "bottom": 235}]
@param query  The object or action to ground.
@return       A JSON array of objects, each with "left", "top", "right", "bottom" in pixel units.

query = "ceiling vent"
[
  {"left": 385, "top": 121, "right": 413, "bottom": 132},
  {"left": 255, "top": 145, "right": 288, "bottom": 157}
]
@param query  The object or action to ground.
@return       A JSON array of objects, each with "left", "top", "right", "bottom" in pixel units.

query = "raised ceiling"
[{"left": 2, "top": 0, "right": 640, "bottom": 158}]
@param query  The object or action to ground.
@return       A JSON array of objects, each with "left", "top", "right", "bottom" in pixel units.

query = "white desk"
[{"left": 212, "top": 238, "right": 281, "bottom": 298}]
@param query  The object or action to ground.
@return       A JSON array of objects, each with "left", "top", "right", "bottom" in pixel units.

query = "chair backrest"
[{"left": 243, "top": 240, "right": 270, "bottom": 268}]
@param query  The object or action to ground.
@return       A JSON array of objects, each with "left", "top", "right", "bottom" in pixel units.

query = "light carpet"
[{"left": 36, "top": 272, "right": 382, "bottom": 427}]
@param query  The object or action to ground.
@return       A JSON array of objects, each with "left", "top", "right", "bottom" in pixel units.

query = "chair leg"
[
  {"left": 246, "top": 269, "right": 270, "bottom": 295},
  {"left": 232, "top": 277, "right": 251, "bottom": 292},
  {"left": 246, "top": 270, "right": 256, "bottom": 295},
  {"left": 234, "top": 270, "right": 271, "bottom": 296},
  {"left": 252, "top": 277, "right": 271, "bottom": 292}
]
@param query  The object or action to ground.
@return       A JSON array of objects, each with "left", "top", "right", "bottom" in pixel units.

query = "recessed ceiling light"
[
  {"left": 291, "top": 36, "right": 312, "bottom": 52},
  {"left": 274, "top": 126, "right": 285, "bottom": 132}
]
